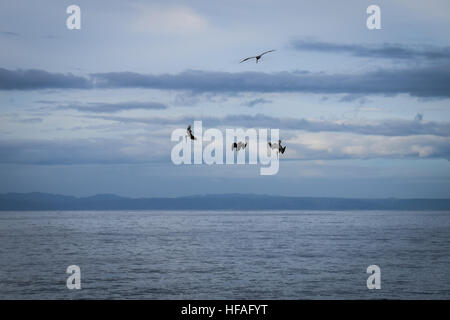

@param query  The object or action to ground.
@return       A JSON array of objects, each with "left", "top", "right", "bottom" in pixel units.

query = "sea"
[{"left": 0, "top": 210, "right": 449, "bottom": 299}]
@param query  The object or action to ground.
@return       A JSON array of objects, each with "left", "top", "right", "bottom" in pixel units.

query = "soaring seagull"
[{"left": 240, "top": 50, "right": 275, "bottom": 64}]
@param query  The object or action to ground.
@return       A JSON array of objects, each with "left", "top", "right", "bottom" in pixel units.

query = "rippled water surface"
[{"left": 1, "top": 210, "right": 449, "bottom": 299}]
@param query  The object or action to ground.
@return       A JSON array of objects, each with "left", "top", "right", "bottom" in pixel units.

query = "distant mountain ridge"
[{"left": 1, "top": 192, "right": 450, "bottom": 211}]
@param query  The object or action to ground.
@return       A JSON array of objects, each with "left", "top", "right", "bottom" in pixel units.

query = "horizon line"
[{"left": 2, "top": 191, "right": 450, "bottom": 200}]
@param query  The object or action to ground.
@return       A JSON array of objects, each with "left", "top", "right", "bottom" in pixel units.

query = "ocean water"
[{"left": 0, "top": 210, "right": 449, "bottom": 299}]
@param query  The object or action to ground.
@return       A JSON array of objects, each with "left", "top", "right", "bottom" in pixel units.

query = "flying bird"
[
  {"left": 185, "top": 125, "right": 197, "bottom": 141},
  {"left": 231, "top": 141, "right": 247, "bottom": 151},
  {"left": 240, "top": 50, "right": 275, "bottom": 64},
  {"left": 268, "top": 140, "right": 286, "bottom": 158}
]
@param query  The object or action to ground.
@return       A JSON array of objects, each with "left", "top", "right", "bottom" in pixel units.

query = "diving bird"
[
  {"left": 231, "top": 141, "right": 247, "bottom": 151},
  {"left": 185, "top": 125, "right": 197, "bottom": 141},
  {"left": 240, "top": 50, "right": 275, "bottom": 64},
  {"left": 268, "top": 140, "right": 286, "bottom": 158}
]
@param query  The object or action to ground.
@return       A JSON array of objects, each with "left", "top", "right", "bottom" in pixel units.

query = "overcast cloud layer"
[{"left": 2, "top": 66, "right": 450, "bottom": 98}]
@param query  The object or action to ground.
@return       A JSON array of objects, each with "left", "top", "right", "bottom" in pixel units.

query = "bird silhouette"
[
  {"left": 185, "top": 125, "right": 197, "bottom": 141},
  {"left": 268, "top": 140, "right": 286, "bottom": 158},
  {"left": 240, "top": 50, "right": 275, "bottom": 64},
  {"left": 231, "top": 141, "right": 247, "bottom": 151}
]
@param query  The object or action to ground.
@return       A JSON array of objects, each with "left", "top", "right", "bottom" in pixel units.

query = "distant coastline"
[{"left": 1, "top": 192, "right": 450, "bottom": 211}]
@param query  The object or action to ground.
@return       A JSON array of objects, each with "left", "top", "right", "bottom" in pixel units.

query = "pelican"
[
  {"left": 240, "top": 50, "right": 275, "bottom": 64},
  {"left": 185, "top": 125, "right": 197, "bottom": 141},
  {"left": 231, "top": 141, "right": 247, "bottom": 151},
  {"left": 268, "top": 140, "right": 286, "bottom": 158}
]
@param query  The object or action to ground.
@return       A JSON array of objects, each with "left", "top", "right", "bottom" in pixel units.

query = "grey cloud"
[
  {"left": 61, "top": 101, "right": 168, "bottom": 113},
  {"left": 35, "top": 100, "right": 60, "bottom": 105},
  {"left": 0, "top": 31, "right": 20, "bottom": 36},
  {"left": 415, "top": 113, "right": 423, "bottom": 121},
  {"left": 291, "top": 40, "right": 450, "bottom": 60},
  {"left": 2, "top": 66, "right": 450, "bottom": 99},
  {"left": 241, "top": 98, "right": 272, "bottom": 107},
  {"left": 0, "top": 68, "right": 91, "bottom": 90},
  {"left": 338, "top": 94, "right": 369, "bottom": 104},
  {"left": 2, "top": 130, "right": 450, "bottom": 166},
  {"left": 286, "top": 134, "right": 450, "bottom": 161},
  {"left": 173, "top": 92, "right": 230, "bottom": 107},
  {"left": 91, "top": 67, "right": 450, "bottom": 98},
  {"left": 16, "top": 117, "right": 43, "bottom": 124},
  {"left": 90, "top": 113, "right": 450, "bottom": 137}
]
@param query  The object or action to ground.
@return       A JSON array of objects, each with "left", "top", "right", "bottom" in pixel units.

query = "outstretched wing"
[
  {"left": 259, "top": 50, "right": 275, "bottom": 57},
  {"left": 240, "top": 56, "right": 256, "bottom": 63}
]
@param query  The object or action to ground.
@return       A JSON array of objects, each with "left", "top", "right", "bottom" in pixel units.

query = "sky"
[{"left": 1, "top": 0, "right": 450, "bottom": 198}]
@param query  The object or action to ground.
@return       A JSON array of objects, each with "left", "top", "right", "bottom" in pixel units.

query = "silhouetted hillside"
[{"left": 1, "top": 193, "right": 450, "bottom": 211}]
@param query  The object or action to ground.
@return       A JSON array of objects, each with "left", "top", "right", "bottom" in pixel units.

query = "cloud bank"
[
  {"left": 1, "top": 131, "right": 449, "bottom": 165},
  {"left": 241, "top": 98, "right": 272, "bottom": 107},
  {"left": 2, "top": 67, "right": 450, "bottom": 98},
  {"left": 291, "top": 40, "right": 450, "bottom": 61},
  {"left": 60, "top": 101, "right": 168, "bottom": 113},
  {"left": 0, "top": 68, "right": 91, "bottom": 90},
  {"left": 90, "top": 113, "right": 450, "bottom": 137}
]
